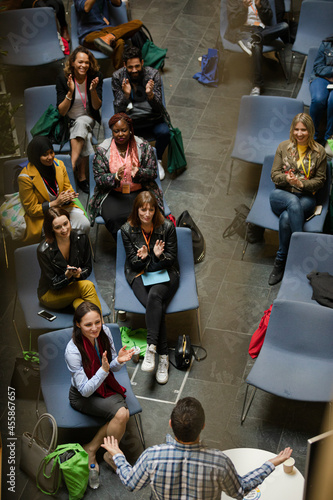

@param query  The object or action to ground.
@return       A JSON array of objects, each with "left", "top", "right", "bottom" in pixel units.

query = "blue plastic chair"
[
  {"left": 56, "top": 154, "right": 77, "bottom": 190},
  {"left": 242, "top": 154, "right": 331, "bottom": 257},
  {"left": 13, "top": 243, "right": 111, "bottom": 339},
  {"left": 24, "top": 85, "right": 70, "bottom": 153},
  {"left": 0, "top": 8, "right": 64, "bottom": 66},
  {"left": 101, "top": 78, "right": 115, "bottom": 140},
  {"left": 70, "top": 3, "right": 128, "bottom": 59},
  {"left": 114, "top": 227, "right": 202, "bottom": 343},
  {"left": 88, "top": 148, "right": 171, "bottom": 260},
  {"left": 219, "top": 0, "right": 287, "bottom": 80},
  {"left": 228, "top": 96, "right": 304, "bottom": 193},
  {"left": 289, "top": 1, "right": 333, "bottom": 80},
  {"left": 241, "top": 299, "right": 333, "bottom": 423},
  {"left": 295, "top": 47, "right": 319, "bottom": 107},
  {"left": 38, "top": 324, "right": 145, "bottom": 448},
  {"left": 277, "top": 232, "right": 333, "bottom": 303}
]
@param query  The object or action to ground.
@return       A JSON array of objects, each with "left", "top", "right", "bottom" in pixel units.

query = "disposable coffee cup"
[
  {"left": 283, "top": 457, "right": 295, "bottom": 474},
  {"left": 132, "top": 346, "right": 141, "bottom": 364}
]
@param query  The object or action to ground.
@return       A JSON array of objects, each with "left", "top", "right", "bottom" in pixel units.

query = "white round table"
[{"left": 221, "top": 448, "right": 304, "bottom": 500}]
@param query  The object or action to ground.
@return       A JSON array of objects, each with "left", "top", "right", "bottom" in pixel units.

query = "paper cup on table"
[
  {"left": 132, "top": 346, "right": 141, "bottom": 364},
  {"left": 283, "top": 457, "right": 295, "bottom": 474}
]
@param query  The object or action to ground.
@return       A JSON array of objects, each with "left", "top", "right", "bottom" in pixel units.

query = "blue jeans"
[
  {"left": 269, "top": 189, "right": 316, "bottom": 261},
  {"left": 134, "top": 120, "right": 170, "bottom": 160},
  {"left": 310, "top": 77, "right": 333, "bottom": 141}
]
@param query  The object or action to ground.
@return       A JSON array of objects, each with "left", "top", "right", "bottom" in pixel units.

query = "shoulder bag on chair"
[
  {"left": 177, "top": 210, "right": 205, "bottom": 263},
  {"left": 30, "top": 104, "right": 69, "bottom": 149},
  {"left": 0, "top": 192, "right": 26, "bottom": 240},
  {"left": 20, "top": 413, "right": 60, "bottom": 493}
]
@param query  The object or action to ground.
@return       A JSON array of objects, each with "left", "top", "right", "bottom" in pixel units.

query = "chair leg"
[
  {"left": 36, "top": 385, "right": 42, "bottom": 418},
  {"left": 241, "top": 384, "right": 257, "bottom": 424},
  {"left": 93, "top": 224, "right": 100, "bottom": 262},
  {"left": 227, "top": 159, "right": 234, "bottom": 195},
  {"left": 134, "top": 413, "right": 146, "bottom": 450},
  {"left": 242, "top": 239, "right": 249, "bottom": 261},
  {"left": 1, "top": 226, "right": 9, "bottom": 269},
  {"left": 196, "top": 307, "right": 202, "bottom": 346},
  {"left": 277, "top": 49, "right": 288, "bottom": 82}
]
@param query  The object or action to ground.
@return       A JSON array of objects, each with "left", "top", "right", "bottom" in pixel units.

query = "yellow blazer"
[{"left": 18, "top": 158, "right": 76, "bottom": 245}]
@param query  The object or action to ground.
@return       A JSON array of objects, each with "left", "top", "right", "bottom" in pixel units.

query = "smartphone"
[
  {"left": 67, "top": 266, "right": 77, "bottom": 271},
  {"left": 38, "top": 310, "right": 56, "bottom": 321}
]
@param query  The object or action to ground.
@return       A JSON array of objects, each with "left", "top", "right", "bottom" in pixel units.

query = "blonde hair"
[{"left": 289, "top": 113, "right": 319, "bottom": 152}]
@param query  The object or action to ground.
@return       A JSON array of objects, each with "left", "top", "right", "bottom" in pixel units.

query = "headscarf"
[{"left": 27, "top": 136, "right": 57, "bottom": 194}]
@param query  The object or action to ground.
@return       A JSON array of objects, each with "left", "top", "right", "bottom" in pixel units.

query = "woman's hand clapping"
[
  {"left": 153, "top": 239, "right": 165, "bottom": 258},
  {"left": 137, "top": 245, "right": 148, "bottom": 259},
  {"left": 90, "top": 77, "right": 99, "bottom": 91},
  {"left": 53, "top": 190, "right": 79, "bottom": 207},
  {"left": 102, "top": 351, "right": 110, "bottom": 373},
  {"left": 286, "top": 171, "right": 303, "bottom": 189},
  {"left": 117, "top": 346, "right": 134, "bottom": 363},
  {"left": 67, "top": 74, "right": 75, "bottom": 94}
]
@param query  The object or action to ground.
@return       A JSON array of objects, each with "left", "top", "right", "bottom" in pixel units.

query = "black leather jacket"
[
  {"left": 37, "top": 230, "right": 92, "bottom": 298},
  {"left": 225, "top": 0, "right": 273, "bottom": 44},
  {"left": 121, "top": 220, "right": 180, "bottom": 285}
]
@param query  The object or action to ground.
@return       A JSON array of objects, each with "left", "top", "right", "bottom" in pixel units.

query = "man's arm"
[
  {"left": 83, "top": 0, "right": 121, "bottom": 13},
  {"left": 221, "top": 447, "right": 293, "bottom": 499},
  {"left": 112, "top": 70, "right": 131, "bottom": 113},
  {"left": 101, "top": 437, "right": 151, "bottom": 491}
]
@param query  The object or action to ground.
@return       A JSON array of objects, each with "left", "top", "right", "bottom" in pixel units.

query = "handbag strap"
[
  {"left": 37, "top": 459, "right": 62, "bottom": 496},
  {"left": 30, "top": 413, "right": 58, "bottom": 454}
]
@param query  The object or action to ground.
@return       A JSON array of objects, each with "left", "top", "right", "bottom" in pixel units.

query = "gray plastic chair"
[
  {"left": 13, "top": 243, "right": 111, "bottom": 341},
  {"left": 0, "top": 8, "right": 64, "bottom": 66},
  {"left": 295, "top": 47, "right": 319, "bottom": 107},
  {"left": 228, "top": 96, "right": 304, "bottom": 193},
  {"left": 114, "top": 227, "right": 202, "bottom": 343},
  {"left": 242, "top": 155, "right": 331, "bottom": 257},
  {"left": 70, "top": 3, "right": 128, "bottom": 59},
  {"left": 289, "top": 1, "right": 333, "bottom": 81},
  {"left": 38, "top": 324, "right": 145, "bottom": 448},
  {"left": 88, "top": 149, "right": 171, "bottom": 260},
  {"left": 278, "top": 232, "right": 333, "bottom": 303},
  {"left": 241, "top": 299, "right": 333, "bottom": 423}
]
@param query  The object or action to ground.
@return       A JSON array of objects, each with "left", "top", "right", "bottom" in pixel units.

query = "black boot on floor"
[{"left": 268, "top": 259, "right": 285, "bottom": 286}]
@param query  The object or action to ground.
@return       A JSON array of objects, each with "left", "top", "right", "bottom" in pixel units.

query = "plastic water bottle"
[{"left": 89, "top": 464, "right": 99, "bottom": 489}]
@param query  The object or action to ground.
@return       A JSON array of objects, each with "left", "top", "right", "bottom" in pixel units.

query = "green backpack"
[{"left": 37, "top": 443, "right": 89, "bottom": 499}]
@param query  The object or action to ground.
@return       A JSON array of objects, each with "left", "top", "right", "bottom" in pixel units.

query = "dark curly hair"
[{"left": 64, "top": 46, "right": 100, "bottom": 78}]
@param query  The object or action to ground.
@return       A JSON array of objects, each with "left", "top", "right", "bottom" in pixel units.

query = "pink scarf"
[{"left": 109, "top": 138, "right": 142, "bottom": 192}]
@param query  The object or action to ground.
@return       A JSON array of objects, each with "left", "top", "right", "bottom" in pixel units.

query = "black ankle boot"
[{"left": 268, "top": 259, "right": 285, "bottom": 286}]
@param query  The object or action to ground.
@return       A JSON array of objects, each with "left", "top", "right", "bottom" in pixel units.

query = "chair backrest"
[
  {"left": 292, "top": 1, "right": 333, "bottom": 55},
  {"left": 278, "top": 232, "right": 333, "bottom": 303},
  {"left": 296, "top": 47, "right": 319, "bottom": 107},
  {"left": 261, "top": 299, "right": 333, "bottom": 358},
  {"left": 3, "top": 158, "right": 28, "bottom": 194},
  {"left": 0, "top": 8, "right": 64, "bottom": 66},
  {"left": 231, "top": 96, "right": 304, "bottom": 164},
  {"left": 24, "top": 85, "right": 70, "bottom": 153},
  {"left": 101, "top": 78, "right": 115, "bottom": 139},
  {"left": 70, "top": 3, "right": 128, "bottom": 57},
  {"left": 56, "top": 154, "right": 76, "bottom": 190}
]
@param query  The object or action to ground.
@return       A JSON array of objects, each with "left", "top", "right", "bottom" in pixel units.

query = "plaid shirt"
[{"left": 113, "top": 434, "right": 275, "bottom": 499}]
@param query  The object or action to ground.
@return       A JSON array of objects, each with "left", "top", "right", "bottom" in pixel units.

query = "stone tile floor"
[{"left": 0, "top": 0, "right": 330, "bottom": 498}]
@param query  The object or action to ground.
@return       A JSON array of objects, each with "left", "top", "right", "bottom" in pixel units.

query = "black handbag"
[
  {"left": 10, "top": 354, "right": 40, "bottom": 399},
  {"left": 176, "top": 211, "right": 205, "bottom": 263},
  {"left": 223, "top": 204, "right": 264, "bottom": 243},
  {"left": 173, "top": 335, "right": 207, "bottom": 370}
]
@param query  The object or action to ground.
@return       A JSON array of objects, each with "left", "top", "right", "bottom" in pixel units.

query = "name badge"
[{"left": 122, "top": 183, "right": 130, "bottom": 194}]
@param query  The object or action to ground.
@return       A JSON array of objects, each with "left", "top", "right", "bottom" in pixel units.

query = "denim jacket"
[{"left": 309, "top": 41, "right": 333, "bottom": 83}]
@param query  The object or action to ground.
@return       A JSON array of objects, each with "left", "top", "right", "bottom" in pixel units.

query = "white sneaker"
[
  {"left": 250, "top": 86, "right": 261, "bottom": 96},
  {"left": 158, "top": 160, "right": 165, "bottom": 180},
  {"left": 141, "top": 344, "right": 156, "bottom": 372},
  {"left": 156, "top": 354, "right": 169, "bottom": 384},
  {"left": 238, "top": 38, "right": 253, "bottom": 56}
]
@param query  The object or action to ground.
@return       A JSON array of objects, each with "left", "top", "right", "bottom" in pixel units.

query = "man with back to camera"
[
  {"left": 74, "top": 0, "right": 143, "bottom": 69},
  {"left": 224, "top": 0, "right": 288, "bottom": 96},
  {"left": 101, "top": 396, "right": 293, "bottom": 499},
  {"left": 112, "top": 46, "right": 170, "bottom": 180}
]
